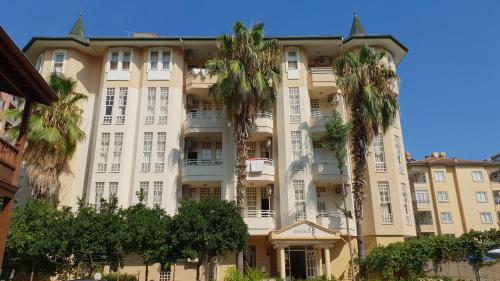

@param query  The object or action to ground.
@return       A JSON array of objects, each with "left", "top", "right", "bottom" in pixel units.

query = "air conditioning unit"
[
  {"left": 335, "top": 187, "right": 343, "bottom": 195},
  {"left": 187, "top": 257, "right": 199, "bottom": 263},
  {"left": 317, "top": 56, "right": 331, "bottom": 66},
  {"left": 186, "top": 95, "right": 194, "bottom": 106},
  {"left": 327, "top": 94, "right": 340, "bottom": 105}
]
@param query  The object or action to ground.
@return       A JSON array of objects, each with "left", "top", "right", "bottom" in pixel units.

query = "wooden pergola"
[{"left": 0, "top": 26, "right": 58, "bottom": 268}]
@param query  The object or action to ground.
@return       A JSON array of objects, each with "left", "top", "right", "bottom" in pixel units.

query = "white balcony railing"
[
  {"left": 311, "top": 110, "right": 333, "bottom": 120},
  {"left": 308, "top": 66, "right": 334, "bottom": 74},
  {"left": 243, "top": 209, "right": 278, "bottom": 235},
  {"left": 183, "top": 159, "right": 222, "bottom": 166},
  {"left": 316, "top": 211, "right": 356, "bottom": 235},
  {"left": 186, "top": 111, "right": 224, "bottom": 120},
  {"left": 243, "top": 209, "right": 275, "bottom": 218},
  {"left": 256, "top": 111, "right": 273, "bottom": 119}
]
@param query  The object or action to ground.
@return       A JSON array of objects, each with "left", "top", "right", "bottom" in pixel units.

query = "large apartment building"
[
  {"left": 20, "top": 15, "right": 415, "bottom": 280},
  {"left": 407, "top": 152, "right": 500, "bottom": 237}
]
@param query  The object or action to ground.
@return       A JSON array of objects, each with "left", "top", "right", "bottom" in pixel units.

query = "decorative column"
[
  {"left": 317, "top": 246, "right": 323, "bottom": 276},
  {"left": 279, "top": 246, "right": 286, "bottom": 279},
  {"left": 324, "top": 246, "right": 331, "bottom": 279}
]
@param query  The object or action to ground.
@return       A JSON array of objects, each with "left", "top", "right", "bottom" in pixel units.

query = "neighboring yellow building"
[
  {"left": 408, "top": 152, "right": 500, "bottom": 237},
  {"left": 20, "top": 14, "right": 414, "bottom": 280}
]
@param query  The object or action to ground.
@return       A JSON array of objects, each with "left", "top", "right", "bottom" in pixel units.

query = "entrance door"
[
  {"left": 289, "top": 250, "right": 306, "bottom": 279},
  {"left": 285, "top": 246, "right": 317, "bottom": 280}
]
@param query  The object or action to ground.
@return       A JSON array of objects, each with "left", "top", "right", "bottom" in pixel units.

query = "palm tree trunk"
[
  {"left": 196, "top": 262, "right": 201, "bottom": 281},
  {"left": 350, "top": 94, "right": 369, "bottom": 280},
  {"left": 144, "top": 263, "right": 149, "bottom": 281},
  {"left": 234, "top": 126, "right": 248, "bottom": 274},
  {"left": 341, "top": 174, "right": 356, "bottom": 281}
]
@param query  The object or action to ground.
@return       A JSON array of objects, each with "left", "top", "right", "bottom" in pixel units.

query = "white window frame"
[
  {"left": 103, "top": 88, "right": 115, "bottom": 124},
  {"left": 141, "top": 132, "right": 153, "bottom": 172},
  {"left": 378, "top": 181, "right": 393, "bottom": 224},
  {"left": 433, "top": 171, "right": 445, "bottom": 182},
  {"left": 394, "top": 135, "right": 404, "bottom": 174},
  {"left": 415, "top": 190, "right": 430, "bottom": 204},
  {"left": 246, "top": 187, "right": 257, "bottom": 215},
  {"left": 111, "top": 132, "right": 123, "bottom": 172},
  {"left": 480, "top": 212, "right": 493, "bottom": 224},
  {"left": 472, "top": 171, "right": 484, "bottom": 182},
  {"left": 440, "top": 212, "right": 453, "bottom": 224},
  {"left": 147, "top": 47, "right": 172, "bottom": 80},
  {"left": 158, "top": 87, "right": 169, "bottom": 124},
  {"left": 373, "top": 133, "right": 387, "bottom": 172},
  {"left": 51, "top": 49, "right": 67, "bottom": 74},
  {"left": 294, "top": 180, "right": 306, "bottom": 221},
  {"left": 116, "top": 87, "right": 128, "bottom": 124},
  {"left": 35, "top": 53, "right": 44, "bottom": 73},
  {"left": 97, "top": 133, "right": 110, "bottom": 172},
  {"left": 414, "top": 171, "right": 427, "bottom": 184},
  {"left": 288, "top": 87, "right": 301, "bottom": 123},
  {"left": 108, "top": 182, "right": 118, "bottom": 199},
  {"left": 139, "top": 182, "right": 150, "bottom": 205},
  {"left": 107, "top": 48, "right": 132, "bottom": 80},
  {"left": 291, "top": 131, "right": 303, "bottom": 171},
  {"left": 286, "top": 47, "right": 299, "bottom": 80},
  {"left": 401, "top": 183, "right": 412, "bottom": 225},
  {"left": 437, "top": 191, "right": 449, "bottom": 202},
  {"left": 155, "top": 132, "right": 167, "bottom": 173},
  {"left": 476, "top": 191, "right": 488, "bottom": 203},
  {"left": 153, "top": 181, "right": 163, "bottom": 206},
  {"left": 94, "top": 182, "right": 105, "bottom": 209}
]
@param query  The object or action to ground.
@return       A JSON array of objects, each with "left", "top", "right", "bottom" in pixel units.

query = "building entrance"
[{"left": 285, "top": 246, "right": 317, "bottom": 279}]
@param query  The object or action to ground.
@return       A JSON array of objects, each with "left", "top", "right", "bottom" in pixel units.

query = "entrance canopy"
[{"left": 269, "top": 220, "right": 340, "bottom": 246}]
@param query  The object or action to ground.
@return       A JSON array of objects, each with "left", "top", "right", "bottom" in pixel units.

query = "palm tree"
[
  {"left": 206, "top": 21, "right": 281, "bottom": 270},
  {"left": 1, "top": 73, "right": 86, "bottom": 199},
  {"left": 320, "top": 110, "right": 355, "bottom": 281},
  {"left": 335, "top": 43, "right": 399, "bottom": 279}
]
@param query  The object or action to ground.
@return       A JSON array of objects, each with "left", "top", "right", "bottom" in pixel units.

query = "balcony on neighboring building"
[
  {"left": 311, "top": 160, "right": 343, "bottom": 185},
  {"left": 316, "top": 211, "right": 355, "bottom": 236},
  {"left": 310, "top": 111, "right": 333, "bottom": 133},
  {"left": 182, "top": 135, "right": 223, "bottom": 182},
  {"left": 251, "top": 111, "right": 273, "bottom": 134},
  {"left": 246, "top": 136, "right": 275, "bottom": 183},
  {"left": 415, "top": 211, "right": 435, "bottom": 234},
  {"left": 184, "top": 111, "right": 225, "bottom": 134},
  {"left": 181, "top": 184, "right": 222, "bottom": 201},
  {"left": 307, "top": 67, "right": 337, "bottom": 91},
  {"left": 185, "top": 68, "right": 217, "bottom": 94},
  {"left": 0, "top": 138, "right": 18, "bottom": 184},
  {"left": 243, "top": 185, "right": 277, "bottom": 235}
]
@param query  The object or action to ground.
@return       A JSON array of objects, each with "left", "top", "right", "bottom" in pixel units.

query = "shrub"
[{"left": 103, "top": 272, "right": 138, "bottom": 281}]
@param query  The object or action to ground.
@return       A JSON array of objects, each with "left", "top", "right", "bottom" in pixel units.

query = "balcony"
[
  {"left": 184, "top": 111, "right": 225, "bottom": 134},
  {"left": 417, "top": 222, "right": 435, "bottom": 234},
  {"left": 185, "top": 68, "right": 217, "bottom": 94},
  {"left": 312, "top": 160, "right": 342, "bottom": 184},
  {"left": 182, "top": 159, "right": 223, "bottom": 183},
  {"left": 243, "top": 210, "right": 278, "bottom": 235},
  {"left": 251, "top": 112, "right": 273, "bottom": 134},
  {"left": 308, "top": 67, "right": 337, "bottom": 90},
  {"left": 316, "top": 211, "right": 356, "bottom": 236},
  {"left": 415, "top": 201, "right": 431, "bottom": 210},
  {"left": 246, "top": 158, "right": 275, "bottom": 182},
  {"left": 0, "top": 138, "right": 18, "bottom": 184},
  {"left": 310, "top": 111, "right": 333, "bottom": 133}
]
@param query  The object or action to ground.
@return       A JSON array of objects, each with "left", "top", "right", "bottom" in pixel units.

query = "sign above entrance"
[{"left": 269, "top": 220, "right": 339, "bottom": 242}]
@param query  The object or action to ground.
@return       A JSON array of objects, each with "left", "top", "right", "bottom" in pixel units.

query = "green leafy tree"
[
  {"left": 121, "top": 201, "right": 175, "bottom": 281},
  {"left": 335, "top": 43, "right": 400, "bottom": 277},
  {"left": 71, "top": 198, "right": 126, "bottom": 277},
  {"left": 459, "top": 230, "right": 499, "bottom": 281},
  {"left": 3, "top": 200, "right": 73, "bottom": 281},
  {"left": 1, "top": 73, "right": 86, "bottom": 199},
  {"left": 206, "top": 22, "right": 280, "bottom": 270},
  {"left": 171, "top": 197, "right": 248, "bottom": 281}
]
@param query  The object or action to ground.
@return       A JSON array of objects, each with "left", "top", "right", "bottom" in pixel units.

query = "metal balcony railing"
[
  {"left": 186, "top": 111, "right": 224, "bottom": 119},
  {"left": 243, "top": 209, "right": 275, "bottom": 218},
  {"left": 256, "top": 111, "right": 273, "bottom": 119},
  {"left": 311, "top": 110, "right": 333, "bottom": 120},
  {"left": 0, "top": 137, "right": 18, "bottom": 169},
  {"left": 308, "top": 66, "right": 334, "bottom": 73},
  {"left": 183, "top": 159, "right": 222, "bottom": 166}
]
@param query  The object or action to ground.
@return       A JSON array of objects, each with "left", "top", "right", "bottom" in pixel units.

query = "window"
[
  {"left": 200, "top": 187, "right": 211, "bottom": 201},
  {"left": 97, "top": 133, "right": 110, "bottom": 172},
  {"left": 394, "top": 135, "right": 404, "bottom": 174},
  {"left": 116, "top": 88, "right": 128, "bottom": 124},
  {"left": 373, "top": 134, "right": 387, "bottom": 172},
  {"left": 107, "top": 49, "right": 132, "bottom": 80},
  {"left": 246, "top": 187, "right": 257, "bottom": 216},
  {"left": 286, "top": 49, "right": 299, "bottom": 73},
  {"left": 153, "top": 181, "right": 163, "bottom": 206},
  {"left": 415, "top": 190, "right": 430, "bottom": 204},
  {"left": 150, "top": 51, "right": 159, "bottom": 70},
  {"left": 161, "top": 51, "right": 171, "bottom": 70},
  {"left": 289, "top": 87, "right": 301, "bottom": 123},
  {"left": 155, "top": 132, "right": 167, "bottom": 172},
  {"left": 313, "top": 141, "right": 323, "bottom": 161},
  {"left": 440, "top": 212, "right": 452, "bottom": 224},
  {"left": 202, "top": 100, "right": 212, "bottom": 111},
  {"left": 434, "top": 171, "right": 445, "bottom": 182},
  {"left": 95, "top": 182, "right": 105, "bottom": 208},
  {"left": 148, "top": 49, "right": 171, "bottom": 71},
  {"left": 472, "top": 171, "right": 484, "bottom": 182},
  {"left": 414, "top": 172, "right": 427, "bottom": 183},
  {"left": 476, "top": 191, "right": 488, "bottom": 203},
  {"left": 437, "top": 191, "right": 449, "bottom": 202},
  {"left": 182, "top": 186, "right": 196, "bottom": 199},
  {"left": 317, "top": 201, "right": 327, "bottom": 217},
  {"left": 215, "top": 142, "right": 223, "bottom": 163},
  {"left": 291, "top": 131, "right": 303, "bottom": 171},
  {"left": 310, "top": 99, "right": 320, "bottom": 117},
  {"left": 111, "top": 133, "right": 123, "bottom": 172},
  {"left": 201, "top": 142, "right": 212, "bottom": 163},
  {"left": 247, "top": 142, "right": 256, "bottom": 158},
  {"left": 146, "top": 88, "right": 156, "bottom": 124},
  {"left": 109, "top": 182, "right": 118, "bottom": 199},
  {"left": 141, "top": 132, "right": 153, "bottom": 172},
  {"left": 213, "top": 187, "right": 221, "bottom": 199},
  {"left": 378, "top": 182, "right": 393, "bottom": 224},
  {"left": 139, "top": 182, "right": 149, "bottom": 205},
  {"left": 416, "top": 211, "right": 433, "bottom": 225},
  {"left": 158, "top": 87, "right": 169, "bottom": 124},
  {"left": 110, "top": 51, "right": 119, "bottom": 70},
  {"left": 401, "top": 183, "right": 412, "bottom": 225},
  {"left": 294, "top": 180, "right": 306, "bottom": 221},
  {"left": 480, "top": 212, "right": 493, "bottom": 224},
  {"left": 122, "top": 51, "right": 131, "bottom": 70},
  {"left": 103, "top": 88, "right": 115, "bottom": 124},
  {"left": 35, "top": 54, "right": 44, "bottom": 73},
  {"left": 51, "top": 50, "right": 66, "bottom": 73}
]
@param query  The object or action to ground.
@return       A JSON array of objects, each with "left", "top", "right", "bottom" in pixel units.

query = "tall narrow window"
[
  {"left": 103, "top": 88, "right": 115, "bottom": 124},
  {"left": 247, "top": 142, "right": 256, "bottom": 158},
  {"left": 97, "top": 133, "right": 110, "bottom": 172},
  {"left": 291, "top": 131, "right": 303, "bottom": 170},
  {"left": 313, "top": 141, "right": 323, "bottom": 162},
  {"left": 52, "top": 50, "right": 66, "bottom": 73},
  {"left": 109, "top": 52, "right": 119, "bottom": 70},
  {"left": 215, "top": 142, "right": 223, "bottom": 164},
  {"left": 150, "top": 51, "right": 159, "bottom": 70},
  {"left": 287, "top": 51, "right": 298, "bottom": 70},
  {"left": 316, "top": 186, "right": 327, "bottom": 217},
  {"left": 310, "top": 99, "right": 320, "bottom": 118},
  {"left": 139, "top": 182, "right": 149, "bottom": 205},
  {"left": 158, "top": 87, "right": 169, "bottom": 124},
  {"left": 161, "top": 51, "right": 171, "bottom": 70},
  {"left": 111, "top": 133, "right": 123, "bottom": 172},
  {"left": 201, "top": 142, "right": 212, "bottom": 163},
  {"left": 394, "top": 135, "right": 404, "bottom": 174},
  {"left": 153, "top": 181, "right": 163, "bottom": 206},
  {"left": 200, "top": 187, "right": 211, "bottom": 201},
  {"left": 289, "top": 87, "right": 301, "bottom": 123},
  {"left": 213, "top": 187, "right": 221, "bottom": 199},
  {"left": 401, "top": 183, "right": 412, "bottom": 225},
  {"left": 294, "top": 180, "right": 306, "bottom": 221},
  {"left": 373, "top": 133, "right": 387, "bottom": 172},
  {"left": 155, "top": 132, "right": 167, "bottom": 172},
  {"left": 146, "top": 87, "right": 156, "bottom": 124},
  {"left": 141, "top": 132, "right": 153, "bottom": 172},
  {"left": 116, "top": 87, "right": 128, "bottom": 124},
  {"left": 122, "top": 51, "right": 131, "bottom": 70},
  {"left": 109, "top": 182, "right": 118, "bottom": 199},
  {"left": 95, "top": 182, "right": 105, "bottom": 208},
  {"left": 378, "top": 181, "right": 393, "bottom": 224},
  {"left": 35, "top": 54, "right": 44, "bottom": 73},
  {"left": 246, "top": 187, "right": 257, "bottom": 217}
]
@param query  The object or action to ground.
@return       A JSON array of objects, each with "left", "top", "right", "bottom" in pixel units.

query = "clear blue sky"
[{"left": 1, "top": 0, "right": 499, "bottom": 160}]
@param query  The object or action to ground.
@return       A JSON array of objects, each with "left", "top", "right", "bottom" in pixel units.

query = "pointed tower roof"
[
  {"left": 69, "top": 14, "right": 86, "bottom": 42},
  {"left": 349, "top": 13, "right": 365, "bottom": 37}
]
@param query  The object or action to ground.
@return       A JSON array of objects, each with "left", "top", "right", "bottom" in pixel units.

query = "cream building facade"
[
  {"left": 21, "top": 15, "right": 415, "bottom": 280},
  {"left": 408, "top": 153, "right": 500, "bottom": 237}
]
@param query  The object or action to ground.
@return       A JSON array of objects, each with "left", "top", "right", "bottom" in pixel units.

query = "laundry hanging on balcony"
[{"left": 246, "top": 159, "right": 265, "bottom": 173}]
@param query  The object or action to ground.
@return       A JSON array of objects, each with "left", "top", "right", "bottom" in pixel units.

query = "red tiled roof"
[{"left": 408, "top": 158, "right": 500, "bottom": 167}]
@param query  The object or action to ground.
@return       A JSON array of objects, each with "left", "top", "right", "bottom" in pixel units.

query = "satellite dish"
[{"left": 94, "top": 272, "right": 102, "bottom": 281}]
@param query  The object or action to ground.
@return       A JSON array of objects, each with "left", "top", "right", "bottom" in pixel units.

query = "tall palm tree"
[
  {"left": 1, "top": 73, "right": 86, "bottom": 199},
  {"left": 206, "top": 21, "right": 281, "bottom": 270},
  {"left": 320, "top": 110, "right": 355, "bottom": 281},
  {"left": 335, "top": 43, "right": 399, "bottom": 279}
]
